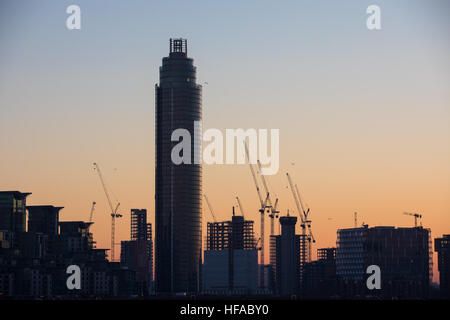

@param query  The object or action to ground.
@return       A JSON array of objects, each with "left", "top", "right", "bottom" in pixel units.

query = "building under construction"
[
  {"left": 299, "top": 234, "right": 308, "bottom": 287},
  {"left": 303, "top": 248, "right": 337, "bottom": 297},
  {"left": 203, "top": 211, "right": 258, "bottom": 294},
  {"left": 121, "top": 209, "right": 153, "bottom": 296},
  {"left": 155, "top": 38, "right": 202, "bottom": 293},
  {"left": 206, "top": 214, "right": 256, "bottom": 251}
]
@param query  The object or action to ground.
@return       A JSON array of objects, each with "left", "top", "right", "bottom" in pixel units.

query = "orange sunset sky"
[{"left": 1, "top": 1, "right": 449, "bottom": 283}]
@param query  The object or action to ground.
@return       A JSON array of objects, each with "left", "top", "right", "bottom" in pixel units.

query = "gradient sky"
[{"left": 1, "top": 0, "right": 449, "bottom": 283}]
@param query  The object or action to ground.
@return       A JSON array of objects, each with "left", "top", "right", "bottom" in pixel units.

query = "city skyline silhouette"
[{"left": 1, "top": 1, "right": 449, "bottom": 288}]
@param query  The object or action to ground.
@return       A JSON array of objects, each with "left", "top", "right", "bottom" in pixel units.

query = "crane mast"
[
  {"left": 270, "top": 198, "right": 279, "bottom": 236},
  {"left": 286, "top": 172, "right": 309, "bottom": 267},
  {"left": 244, "top": 142, "right": 269, "bottom": 287},
  {"left": 93, "top": 162, "right": 122, "bottom": 262},
  {"left": 295, "top": 184, "right": 315, "bottom": 262},
  {"left": 256, "top": 160, "right": 279, "bottom": 236}
]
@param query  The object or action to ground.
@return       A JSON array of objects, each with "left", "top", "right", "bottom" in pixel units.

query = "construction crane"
[
  {"left": 236, "top": 196, "right": 245, "bottom": 219},
  {"left": 294, "top": 183, "right": 315, "bottom": 262},
  {"left": 287, "top": 172, "right": 310, "bottom": 265},
  {"left": 204, "top": 195, "right": 217, "bottom": 222},
  {"left": 287, "top": 173, "right": 306, "bottom": 236},
  {"left": 244, "top": 142, "right": 270, "bottom": 286},
  {"left": 404, "top": 212, "right": 422, "bottom": 227},
  {"left": 256, "top": 159, "right": 279, "bottom": 236},
  {"left": 294, "top": 184, "right": 312, "bottom": 231},
  {"left": 88, "top": 201, "right": 96, "bottom": 223},
  {"left": 269, "top": 198, "right": 279, "bottom": 236},
  {"left": 93, "top": 162, "right": 122, "bottom": 262}
]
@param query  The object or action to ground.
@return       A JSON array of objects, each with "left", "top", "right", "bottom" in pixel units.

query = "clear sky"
[{"left": 1, "top": 0, "right": 449, "bottom": 282}]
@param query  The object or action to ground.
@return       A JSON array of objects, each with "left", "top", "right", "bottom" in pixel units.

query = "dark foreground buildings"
[
  {"left": 0, "top": 187, "right": 445, "bottom": 299},
  {"left": 270, "top": 215, "right": 301, "bottom": 295},
  {"left": 155, "top": 38, "right": 202, "bottom": 293},
  {"left": 303, "top": 248, "right": 337, "bottom": 297},
  {"left": 0, "top": 191, "right": 30, "bottom": 234},
  {"left": 121, "top": 209, "right": 153, "bottom": 296},
  {"left": 335, "top": 225, "right": 432, "bottom": 298},
  {"left": 435, "top": 234, "right": 450, "bottom": 297},
  {"left": 0, "top": 191, "right": 136, "bottom": 297}
]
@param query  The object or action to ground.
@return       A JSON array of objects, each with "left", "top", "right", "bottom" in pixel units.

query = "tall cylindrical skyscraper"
[{"left": 155, "top": 39, "right": 202, "bottom": 293}]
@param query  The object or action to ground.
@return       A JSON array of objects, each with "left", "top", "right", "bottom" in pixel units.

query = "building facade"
[
  {"left": 303, "top": 248, "right": 337, "bottom": 297},
  {"left": 270, "top": 216, "right": 301, "bottom": 295},
  {"left": 27, "top": 205, "right": 63, "bottom": 236},
  {"left": 202, "top": 249, "right": 258, "bottom": 294},
  {"left": 121, "top": 209, "right": 153, "bottom": 296},
  {"left": 0, "top": 191, "right": 31, "bottom": 235},
  {"left": 203, "top": 213, "right": 258, "bottom": 294},
  {"left": 155, "top": 38, "right": 202, "bottom": 293},
  {"left": 435, "top": 234, "right": 450, "bottom": 297},
  {"left": 0, "top": 190, "right": 136, "bottom": 298},
  {"left": 336, "top": 226, "right": 432, "bottom": 298}
]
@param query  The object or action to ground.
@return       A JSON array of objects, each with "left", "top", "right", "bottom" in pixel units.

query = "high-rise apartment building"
[{"left": 155, "top": 38, "right": 202, "bottom": 293}]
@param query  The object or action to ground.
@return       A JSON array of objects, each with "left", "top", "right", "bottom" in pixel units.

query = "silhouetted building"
[
  {"left": 206, "top": 214, "right": 256, "bottom": 250},
  {"left": 0, "top": 191, "right": 31, "bottom": 234},
  {"left": 336, "top": 226, "right": 432, "bottom": 298},
  {"left": 155, "top": 38, "right": 202, "bottom": 293},
  {"left": 0, "top": 230, "right": 13, "bottom": 250},
  {"left": 318, "top": 247, "right": 336, "bottom": 261},
  {"left": 121, "top": 209, "right": 153, "bottom": 296},
  {"left": 27, "top": 205, "right": 63, "bottom": 236},
  {"left": 59, "top": 221, "right": 95, "bottom": 252},
  {"left": 203, "top": 212, "right": 258, "bottom": 294},
  {"left": 303, "top": 248, "right": 337, "bottom": 297},
  {"left": 270, "top": 216, "right": 301, "bottom": 295},
  {"left": 202, "top": 249, "right": 258, "bottom": 294},
  {"left": 435, "top": 234, "right": 450, "bottom": 297},
  {"left": 261, "top": 264, "right": 274, "bottom": 294},
  {"left": 0, "top": 190, "right": 136, "bottom": 298},
  {"left": 131, "top": 209, "right": 152, "bottom": 241},
  {"left": 16, "top": 232, "right": 48, "bottom": 259}
]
